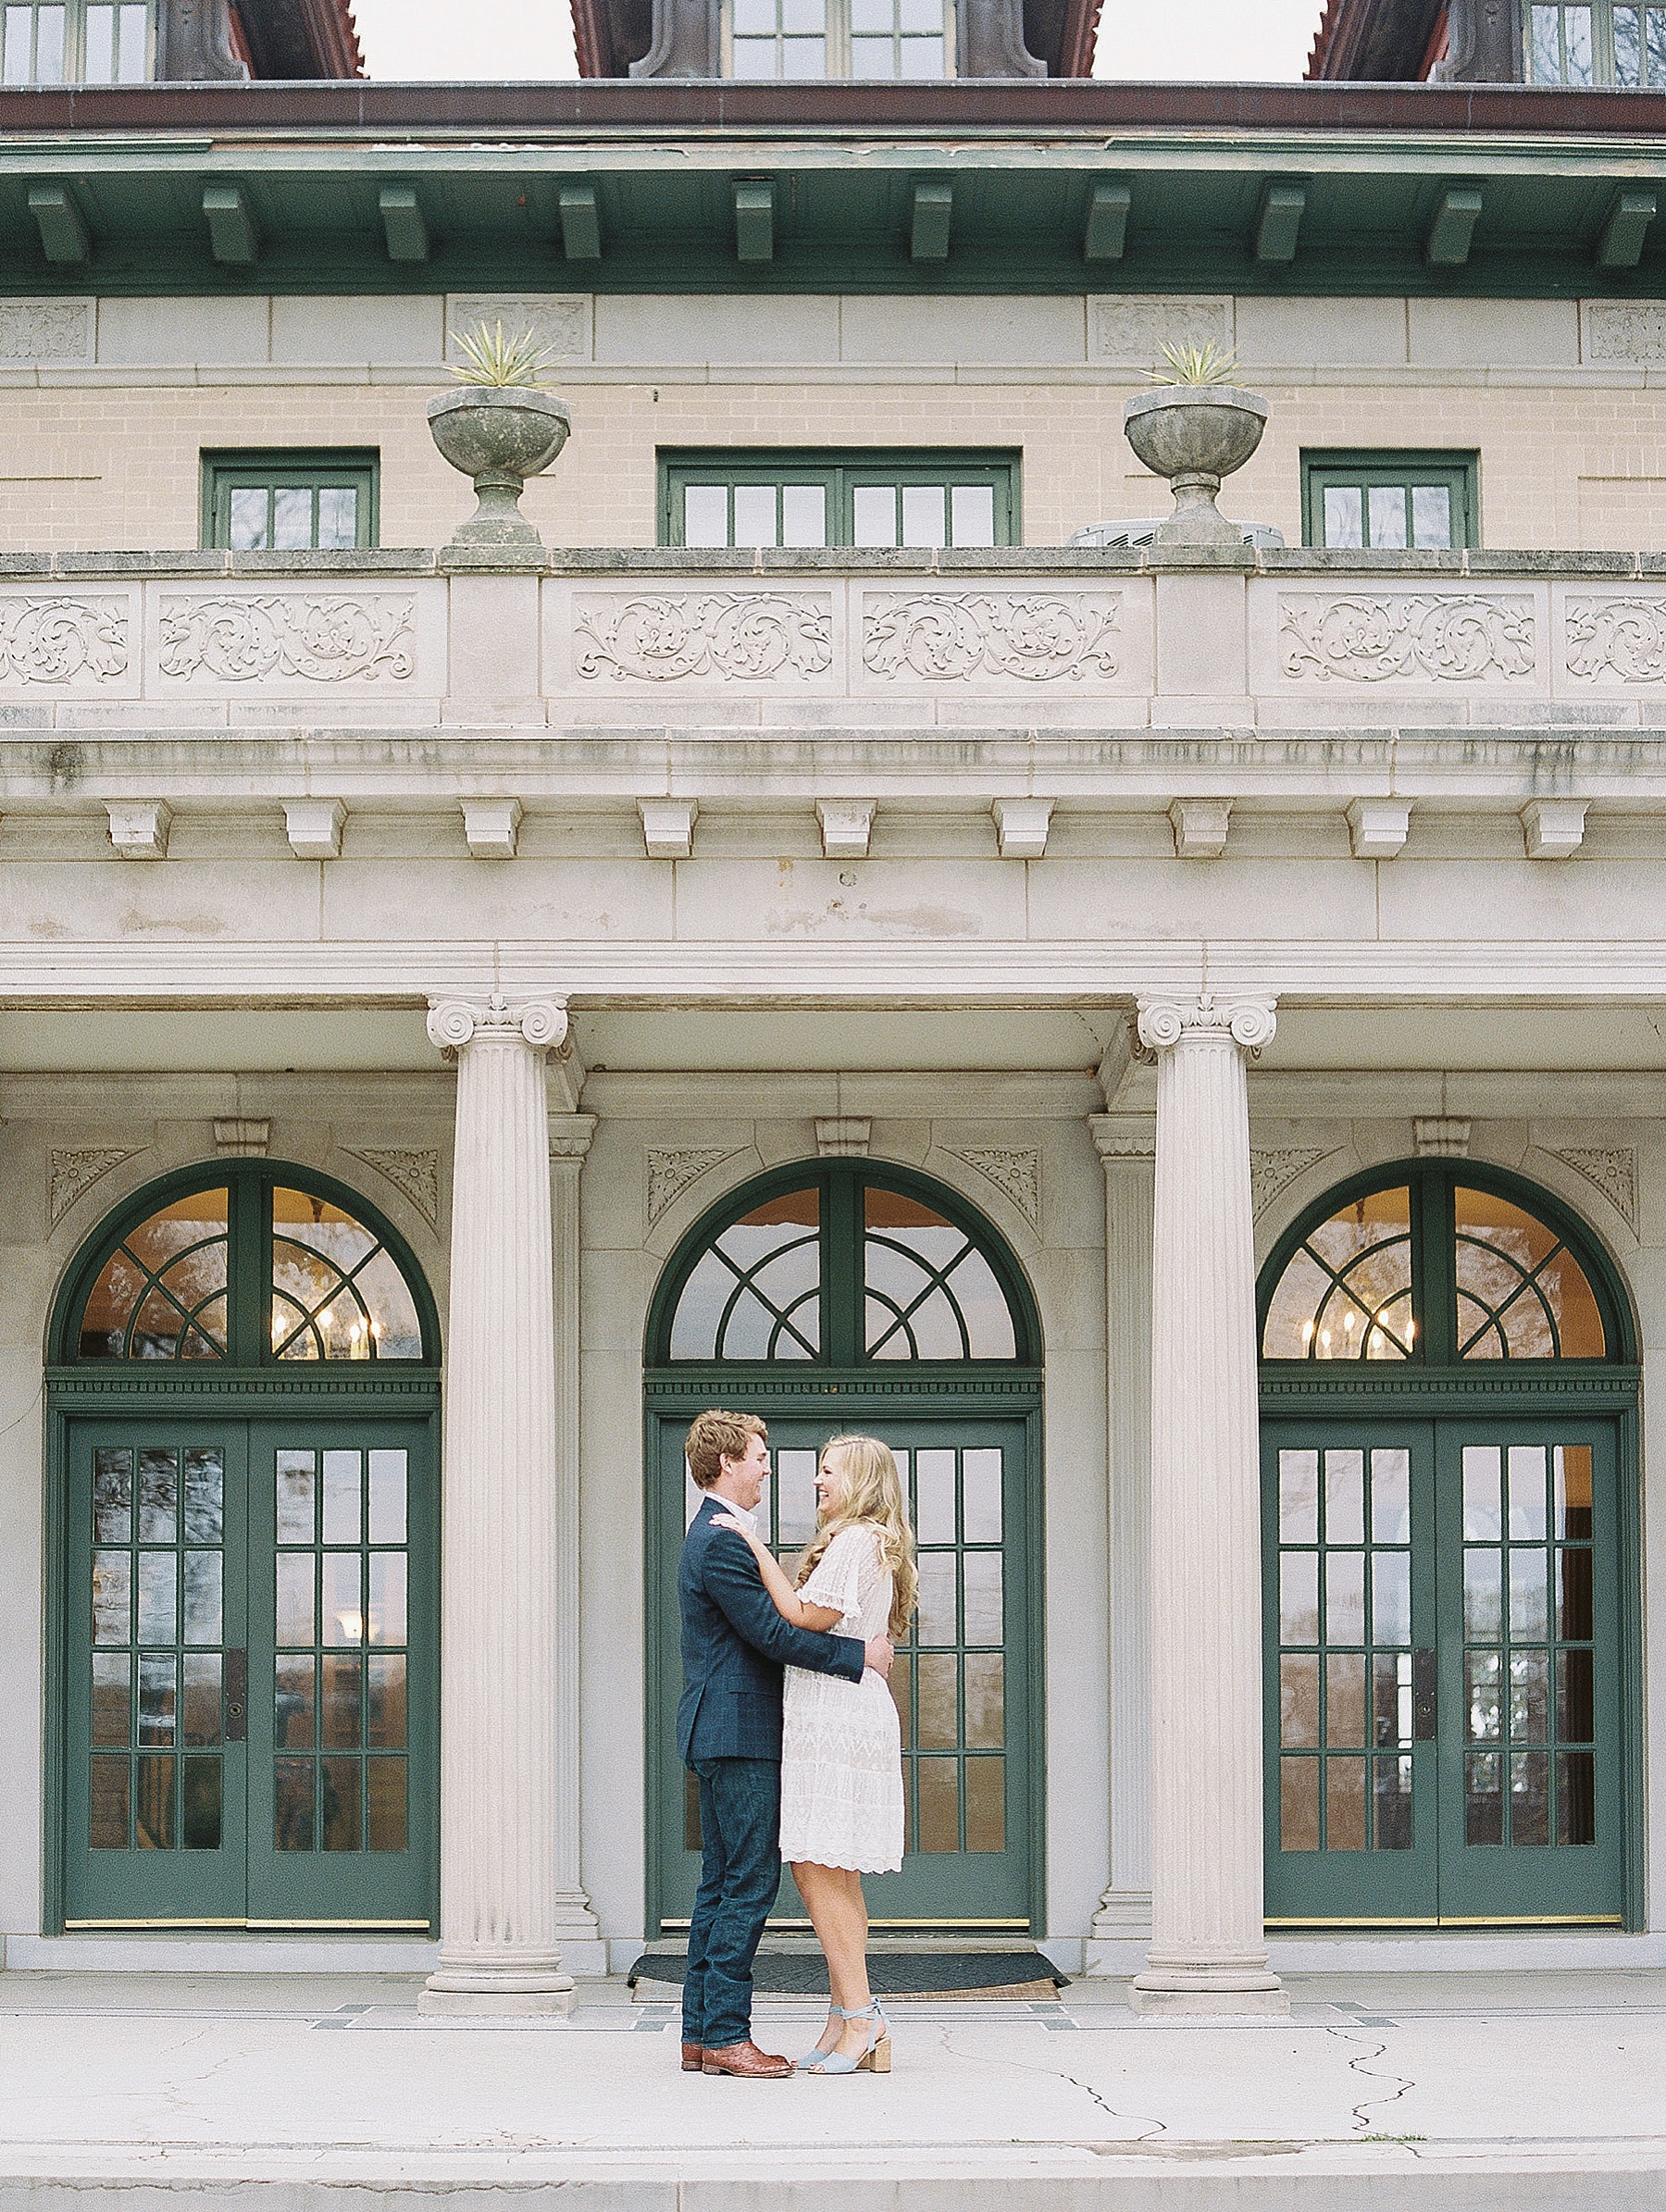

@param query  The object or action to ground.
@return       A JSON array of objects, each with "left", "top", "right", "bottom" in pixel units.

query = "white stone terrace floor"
[{"left": 1, "top": 1967, "right": 1664, "bottom": 2206}]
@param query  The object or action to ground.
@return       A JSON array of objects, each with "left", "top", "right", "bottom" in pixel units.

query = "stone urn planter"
[
  {"left": 1123, "top": 384, "right": 1268, "bottom": 548},
  {"left": 427, "top": 387, "right": 571, "bottom": 553}
]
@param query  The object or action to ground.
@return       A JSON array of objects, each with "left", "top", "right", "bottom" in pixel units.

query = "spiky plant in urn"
[
  {"left": 428, "top": 322, "right": 572, "bottom": 553},
  {"left": 1123, "top": 342, "right": 1268, "bottom": 548}
]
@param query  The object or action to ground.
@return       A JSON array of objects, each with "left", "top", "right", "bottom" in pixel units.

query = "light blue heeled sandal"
[
  {"left": 807, "top": 1999, "right": 890, "bottom": 2075},
  {"left": 794, "top": 2010, "right": 843, "bottom": 2069}
]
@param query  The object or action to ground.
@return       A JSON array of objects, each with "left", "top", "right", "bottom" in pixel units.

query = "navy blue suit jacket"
[{"left": 677, "top": 1494, "right": 865, "bottom": 1763}]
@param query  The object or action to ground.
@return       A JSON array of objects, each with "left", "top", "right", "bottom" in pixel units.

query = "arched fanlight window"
[
  {"left": 652, "top": 1162, "right": 1035, "bottom": 1367},
  {"left": 1260, "top": 1165, "right": 1624, "bottom": 1365},
  {"left": 61, "top": 1166, "right": 435, "bottom": 1366}
]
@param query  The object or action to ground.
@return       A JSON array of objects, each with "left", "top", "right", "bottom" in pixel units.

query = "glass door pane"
[{"left": 64, "top": 1421, "right": 247, "bottom": 1926}]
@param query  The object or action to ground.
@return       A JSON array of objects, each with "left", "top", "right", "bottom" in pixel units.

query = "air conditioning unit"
[{"left": 1066, "top": 519, "right": 1287, "bottom": 550}]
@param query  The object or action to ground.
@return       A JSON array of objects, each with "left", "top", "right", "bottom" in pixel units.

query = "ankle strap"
[{"left": 836, "top": 2001, "right": 883, "bottom": 2019}]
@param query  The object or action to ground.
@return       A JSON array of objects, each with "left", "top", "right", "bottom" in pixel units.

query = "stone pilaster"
[
  {"left": 548, "top": 1110, "right": 604, "bottom": 1972},
  {"left": 1086, "top": 1114, "right": 1155, "bottom": 1966},
  {"left": 420, "top": 993, "right": 577, "bottom": 2016},
  {"left": 1129, "top": 994, "right": 1288, "bottom": 2018}
]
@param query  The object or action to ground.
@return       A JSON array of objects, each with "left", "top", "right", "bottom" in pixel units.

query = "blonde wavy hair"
[{"left": 796, "top": 1434, "right": 917, "bottom": 1641}]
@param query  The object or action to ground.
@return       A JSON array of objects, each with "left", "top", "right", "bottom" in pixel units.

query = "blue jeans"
[{"left": 683, "top": 1756, "right": 780, "bottom": 2050}]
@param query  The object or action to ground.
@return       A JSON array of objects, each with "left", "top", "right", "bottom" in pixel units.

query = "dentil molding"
[
  {"left": 1136, "top": 995, "right": 1278, "bottom": 1054},
  {"left": 427, "top": 996, "right": 569, "bottom": 1055}
]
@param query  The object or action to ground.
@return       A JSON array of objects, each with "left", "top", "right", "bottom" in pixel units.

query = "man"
[{"left": 677, "top": 1408, "right": 894, "bottom": 2079}]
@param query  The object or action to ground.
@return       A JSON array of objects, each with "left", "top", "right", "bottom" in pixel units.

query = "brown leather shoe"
[
  {"left": 702, "top": 2039, "right": 794, "bottom": 2078},
  {"left": 681, "top": 2042, "right": 704, "bottom": 2072}
]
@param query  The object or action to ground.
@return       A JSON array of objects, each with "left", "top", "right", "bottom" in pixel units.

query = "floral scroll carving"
[
  {"left": 863, "top": 593, "right": 1120, "bottom": 682},
  {"left": 49, "top": 1147, "right": 145, "bottom": 1226},
  {"left": 1250, "top": 1147, "right": 1338, "bottom": 1221},
  {"left": 348, "top": 1147, "right": 441, "bottom": 1227},
  {"left": 158, "top": 596, "right": 416, "bottom": 684},
  {"left": 951, "top": 1146, "right": 1040, "bottom": 1225},
  {"left": 1279, "top": 595, "right": 1536, "bottom": 683},
  {"left": 575, "top": 595, "right": 832, "bottom": 682},
  {"left": 1564, "top": 599, "right": 1666, "bottom": 684},
  {"left": 647, "top": 1147, "right": 743, "bottom": 1225},
  {"left": 1548, "top": 1146, "right": 1637, "bottom": 1232},
  {"left": 0, "top": 598, "right": 128, "bottom": 685}
]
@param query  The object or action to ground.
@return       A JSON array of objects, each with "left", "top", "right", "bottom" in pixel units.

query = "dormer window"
[
  {"left": 2, "top": 0, "right": 152, "bottom": 83},
  {"left": 726, "top": 0, "right": 951, "bottom": 78},
  {"left": 1526, "top": 1, "right": 1666, "bottom": 84}
]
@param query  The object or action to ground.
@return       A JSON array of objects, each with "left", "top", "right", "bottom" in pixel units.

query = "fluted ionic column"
[
  {"left": 420, "top": 993, "right": 576, "bottom": 2016},
  {"left": 1129, "top": 993, "right": 1287, "bottom": 2018}
]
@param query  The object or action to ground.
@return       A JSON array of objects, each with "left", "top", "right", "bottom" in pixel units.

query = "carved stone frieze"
[
  {"left": 1585, "top": 302, "right": 1666, "bottom": 364},
  {"left": 349, "top": 1147, "right": 441, "bottom": 1226},
  {"left": 647, "top": 1146, "right": 742, "bottom": 1225},
  {"left": 49, "top": 1147, "right": 144, "bottom": 1226},
  {"left": 0, "top": 298, "right": 93, "bottom": 365},
  {"left": 1250, "top": 1147, "right": 1338, "bottom": 1220},
  {"left": 1279, "top": 594, "right": 1536, "bottom": 683},
  {"left": 1548, "top": 1146, "right": 1637, "bottom": 1231},
  {"left": 952, "top": 1146, "right": 1040, "bottom": 1225},
  {"left": 1564, "top": 598, "right": 1666, "bottom": 684},
  {"left": 863, "top": 593, "right": 1120, "bottom": 683},
  {"left": 1091, "top": 295, "right": 1231, "bottom": 366},
  {"left": 157, "top": 596, "right": 417, "bottom": 684},
  {"left": 447, "top": 295, "right": 588, "bottom": 365},
  {"left": 574, "top": 594, "right": 832, "bottom": 683},
  {"left": 0, "top": 597, "right": 128, "bottom": 685}
]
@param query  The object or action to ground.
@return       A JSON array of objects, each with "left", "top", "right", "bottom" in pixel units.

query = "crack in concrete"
[
  {"left": 1327, "top": 2026, "right": 1417, "bottom": 2133},
  {"left": 939, "top": 2026, "right": 1169, "bottom": 2144}
]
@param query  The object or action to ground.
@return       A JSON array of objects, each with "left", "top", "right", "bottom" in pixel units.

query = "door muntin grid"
[
  {"left": 1275, "top": 1444, "right": 1415, "bottom": 1856},
  {"left": 273, "top": 1445, "right": 411, "bottom": 1855},
  {"left": 1460, "top": 1441, "right": 1596, "bottom": 1850},
  {"left": 89, "top": 1440, "right": 229, "bottom": 1854}
]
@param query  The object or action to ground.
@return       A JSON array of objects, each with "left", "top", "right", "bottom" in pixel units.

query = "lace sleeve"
[{"left": 799, "top": 1526, "right": 868, "bottom": 1624}]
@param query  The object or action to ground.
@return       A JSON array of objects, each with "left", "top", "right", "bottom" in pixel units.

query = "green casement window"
[
  {"left": 202, "top": 453, "right": 379, "bottom": 554},
  {"left": 725, "top": 0, "right": 951, "bottom": 78},
  {"left": 660, "top": 451, "right": 1018, "bottom": 550},
  {"left": 2, "top": 0, "right": 151, "bottom": 82},
  {"left": 1302, "top": 454, "right": 1479, "bottom": 553},
  {"left": 1526, "top": 0, "right": 1666, "bottom": 82}
]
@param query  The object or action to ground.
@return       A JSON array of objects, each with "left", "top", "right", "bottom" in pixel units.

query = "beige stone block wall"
[{"left": 2, "top": 366, "right": 1666, "bottom": 553}]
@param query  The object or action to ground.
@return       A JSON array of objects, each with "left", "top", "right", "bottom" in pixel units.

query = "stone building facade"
[{"left": 2, "top": 60, "right": 1666, "bottom": 2011}]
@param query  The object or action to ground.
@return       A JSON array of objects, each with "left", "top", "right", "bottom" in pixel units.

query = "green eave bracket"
[
  {"left": 28, "top": 183, "right": 87, "bottom": 265},
  {"left": 735, "top": 180, "right": 774, "bottom": 265},
  {"left": 1599, "top": 188, "right": 1658, "bottom": 269},
  {"left": 203, "top": 183, "right": 258, "bottom": 266},
  {"left": 1425, "top": 185, "right": 1483, "bottom": 267},
  {"left": 911, "top": 180, "right": 952, "bottom": 263}
]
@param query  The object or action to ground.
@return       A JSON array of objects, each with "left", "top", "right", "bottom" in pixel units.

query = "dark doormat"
[{"left": 628, "top": 1949, "right": 1069, "bottom": 1999}]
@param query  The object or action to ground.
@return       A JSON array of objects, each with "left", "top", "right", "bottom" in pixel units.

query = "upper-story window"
[
  {"left": 1302, "top": 454, "right": 1479, "bottom": 551},
  {"left": 1526, "top": 1, "right": 1666, "bottom": 83},
  {"left": 662, "top": 452, "right": 1016, "bottom": 548},
  {"left": 202, "top": 453, "right": 379, "bottom": 553},
  {"left": 2, "top": 0, "right": 152, "bottom": 83},
  {"left": 727, "top": 0, "right": 951, "bottom": 78}
]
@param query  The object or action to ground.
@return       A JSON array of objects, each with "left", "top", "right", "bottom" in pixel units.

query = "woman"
[{"left": 713, "top": 1433, "right": 915, "bottom": 2076}]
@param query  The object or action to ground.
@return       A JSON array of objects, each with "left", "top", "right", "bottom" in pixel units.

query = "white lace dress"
[{"left": 778, "top": 1523, "right": 904, "bottom": 1874}]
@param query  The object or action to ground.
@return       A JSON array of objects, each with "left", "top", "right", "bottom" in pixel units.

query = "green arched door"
[
  {"left": 1259, "top": 1164, "right": 1640, "bottom": 1929},
  {"left": 50, "top": 1165, "right": 441, "bottom": 1932},
  {"left": 645, "top": 1162, "right": 1044, "bottom": 1935}
]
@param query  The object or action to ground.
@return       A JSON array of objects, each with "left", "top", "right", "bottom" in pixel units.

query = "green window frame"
[
  {"left": 724, "top": 0, "right": 953, "bottom": 77},
  {"left": 1, "top": 0, "right": 153, "bottom": 83},
  {"left": 1302, "top": 453, "right": 1479, "bottom": 553},
  {"left": 1525, "top": 0, "right": 1666, "bottom": 83},
  {"left": 659, "top": 450, "right": 1018, "bottom": 550},
  {"left": 202, "top": 452, "right": 379, "bottom": 554}
]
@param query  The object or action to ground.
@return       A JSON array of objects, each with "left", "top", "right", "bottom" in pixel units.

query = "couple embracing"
[{"left": 676, "top": 1409, "right": 916, "bottom": 2079}]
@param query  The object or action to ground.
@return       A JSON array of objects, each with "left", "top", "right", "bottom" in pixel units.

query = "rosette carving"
[
  {"left": 427, "top": 995, "right": 568, "bottom": 1053},
  {"left": 1137, "top": 994, "right": 1277, "bottom": 1054}
]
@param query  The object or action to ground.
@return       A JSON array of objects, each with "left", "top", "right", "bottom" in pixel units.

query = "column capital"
[
  {"left": 427, "top": 993, "right": 568, "bottom": 1055},
  {"left": 1135, "top": 992, "right": 1276, "bottom": 1056},
  {"left": 1088, "top": 1112, "right": 1156, "bottom": 1164},
  {"left": 548, "top": 1112, "right": 599, "bottom": 1162}
]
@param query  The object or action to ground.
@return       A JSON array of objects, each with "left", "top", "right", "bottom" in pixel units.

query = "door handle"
[
  {"left": 225, "top": 1648, "right": 248, "bottom": 1743},
  {"left": 1411, "top": 1647, "right": 1437, "bottom": 1742}
]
